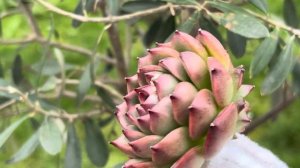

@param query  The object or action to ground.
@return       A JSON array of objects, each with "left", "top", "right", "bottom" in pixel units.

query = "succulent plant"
[{"left": 111, "top": 29, "right": 254, "bottom": 168}]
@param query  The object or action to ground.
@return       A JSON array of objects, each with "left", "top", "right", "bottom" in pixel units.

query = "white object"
[{"left": 206, "top": 134, "right": 288, "bottom": 168}]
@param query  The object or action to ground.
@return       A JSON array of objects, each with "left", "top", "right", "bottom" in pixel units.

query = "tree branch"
[{"left": 243, "top": 96, "right": 297, "bottom": 134}]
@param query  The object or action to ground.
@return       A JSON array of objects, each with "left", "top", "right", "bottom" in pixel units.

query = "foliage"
[{"left": 0, "top": 0, "right": 300, "bottom": 167}]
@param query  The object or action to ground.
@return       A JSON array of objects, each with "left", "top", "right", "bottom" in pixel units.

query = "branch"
[
  {"left": 19, "top": 1, "right": 42, "bottom": 37},
  {"left": 243, "top": 95, "right": 297, "bottom": 134},
  {"left": 34, "top": 0, "right": 198, "bottom": 23}
]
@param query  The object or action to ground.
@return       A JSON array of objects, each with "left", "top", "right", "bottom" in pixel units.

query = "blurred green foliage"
[{"left": 0, "top": 0, "right": 300, "bottom": 168}]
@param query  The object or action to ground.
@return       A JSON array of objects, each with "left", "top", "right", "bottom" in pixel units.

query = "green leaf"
[
  {"left": 155, "top": 16, "right": 175, "bottom": 43},
  {"left": 12, "top": 54, "right": 23, "bottom": 85},
  {"left": 248, "top": 0, "right": 268, "bottom": 13},
  {"left": 77, "top": 64, "right": 92, "bottom": 104},
  {"left": 143, "top": 18, "right": 163, "bottom": 47},
  {"left": 0, "top": 18, "right": 2, "bottom": 37},
  {"left": 161, "top": 0, "right": 197, "bottom": 5},
  {"left": 96, "top": 85, "right": 115, "bottom": 110},
  {"left": 107, "top": 0, "right": 119, "bottom": 15},
  {"left": 6, "top": 132, "right": 39, "bottom": 164},
  {"left": 121, "top": 1, "right": 165, "bottom": 13},
  {"left": 32, "top": 59, "right": 73, "bottom": 76},
  {"left": 0, "top": 61, "right": 4, "bottom": 78},
  {"left": 64, "top": 124, "right": 81, "bottom": 168},
  {"left": 0, "top": 115, "right": 29, "bottom": 148},
  {"left": 38, "top": 76, "right": 57, "bottom": 92},
  {"left": 250, "top": 30, "right": 279, "bottom": 78},
  {"left": 84, "top": 119, "right": 109, "bottom": 167},
  {"left": 178, "top": 11, "right": 201, "bottom": 33},
  {"left": 39, "top": 118, "right": 63, "bottom": 155},
  {"left": 283, "top": 0, "right": 299, "bottom": 28},
  {"left": 98, "top": 115, "right": 114, "bottom": 127},
  {"left": 72, "top": 0, "right": 96, "bottom": 28},
  {"left": 292, "top": 62, "right": 300, "bottom": 95},
  {"left": 208, "top": 1, "right": 269, "bottom": 38},
  {"left": 261, "top": 36, "right": 295, "bottom": 95},
  {"left": 227, "top": 30, "right": 247, "bottom": 58}
]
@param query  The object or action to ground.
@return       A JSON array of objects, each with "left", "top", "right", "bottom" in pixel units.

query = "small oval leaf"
[
  {"left": 208, "top": 1, "right": 269, "bottom": 38},
  {"left": 250, "top": 30, "right": 279, "bottom": 78},
  {"left": 64, "top": 124, "right": 81, "bottom": 168},
  {"left": 0, "top": 115, "right": 29, "bottom": 148},
  {"left": 84, "top": 119, "right": 109, "bottom": 167},
  {"left": 39, "top": 117, "right": 63, "bottom": 155},
  {"left": 77, "top": 64, "right": 92, "bottom": 104},
  {"left": 261, "top": 36, "right": 295, "bottom": 95},
  {"left": 6, "top": 132, "right": 39, "bottom": 164},
  {"left": 227, "top": 30, "right": 247, "bottom": 58}
]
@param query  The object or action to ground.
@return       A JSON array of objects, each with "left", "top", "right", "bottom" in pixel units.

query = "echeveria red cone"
[{"left": 111, "top": 29, "right": 253, "bottom": 168}]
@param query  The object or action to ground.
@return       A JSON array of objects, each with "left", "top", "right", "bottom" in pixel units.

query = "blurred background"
[{"left": 0, "top": 0, "right": 299, "bottom": 167}]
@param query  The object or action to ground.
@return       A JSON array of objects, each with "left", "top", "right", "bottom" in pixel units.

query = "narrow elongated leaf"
[
  {"left": 283, "top": 0, "right": 299, "bottom": 28},
  {"left": 84, "top": 119, "right": 109, "bottom": 167},
  {"left": 121, "top": 1, "right": 165, "bottom": 13},
  {"left": 249, "top": 0, "right": 268, "bottom": 13},
  {"left": 6, "top": 132, "right": 39, "bottom": 164},
  {"left": 12, "top": 54, "right": 23, "bottom": 85},
  {"left": 143, "top": 18, "right": 163, "bottom": 46},
  {"left": 250, "top": 30, "right": 279, "bottom": 78},
  {"left": 292, "top": 62, "right": 300, "bottom": 94},
  {"left": 77, "top": 64, "right": 92, "bottom": 104},
  {"left": 39, "top": 118, "right": 63, "bottom": 155},
  {"left": 156, "top": 16, "right": 175, "bottom": 43},
  {"left": 64, "top": 124, "right": 81, "bottom": 168},
  {"left": 0, "top": 61, "right": 4, "bottom": 78},
  {"left": 227, "top": 30, "right": 247, "bottom": 58},
  {"left": 0, "top": 115, "right": 29, "bottom": 148},
  {"left": 96, "top": 85, "right": 115, "bottom": 110},
  {"left": 178, "top": 11, "right": 201, "bottom": 33},
  {"left": 208, "top": 1, "right": 269, "bottom": 38},
  {"left": 38, "top": 76, "right": 57, "bottom": 92},
  {"left": 261, "top": 36, "right": 295, "bottom": 95},
  {"left": 32, "top": 59, "right": 73, "bottom": 76}
]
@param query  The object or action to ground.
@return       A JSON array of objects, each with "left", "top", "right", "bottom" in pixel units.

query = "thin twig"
[
  {"left": 243, "top": 96, "right": 297, "bottom": 134},
  {"left": 34, "top": 0, "right": 199, "bottom": 23},
  {"left": 19, "top": 1, "right": 42, "bottom": 37}
]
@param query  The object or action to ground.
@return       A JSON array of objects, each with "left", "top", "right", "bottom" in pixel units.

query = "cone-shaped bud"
[
  {"left": 123, "top": 159, "right": 156, "bottom": 168},
  {"left": 152, "top": 74, "right": 178, "bottom": 99},
  {"left": 115, "top": 102, "right": 130, "bottom": 129},
  {"left": 170, "top": 82, "right": 198, "bottom": 125},
  {"left": 129, "top": 135, "right": 162, "bottom": 158},
  {"left": 123, "top": 126, "right": 146, "bottom": 141},
  {"left": 138, "top": 55, "right": 153, "bottom": 68},
  {"left": 151, "top": 127, "right": 191, "bottom": 166},
  {"left": 234, "top": 85, "right": 255, "bottom": 101},
  {"left": 148, "top": 47, "right": 180, "bottom": 64},
  {"left": 136, "top": 114, "right": 151, "bottom": 134},
  {"left": 139, "top": 65, "right": 165, "bottom": 73},
  {"left": 149, "top": 97, "right": 178, "bottom": 135},
  {"left": 110, "top": 135, "right": 137, "bottom": 158},
  {"left": 171, "top": 30, "right": 208, "bottom": 59},
  {"left": 232, "top": 65, "right": 245, "bottom": 89},
  {"left": 171, "top": 146, "right": 205, "bottom": 168},
  {"left": 135, "top": 85, "right": 156, "bottom": 103},
  {"left": 125, "top": 74, "right": 139, "bottom": 93},
  {"left": 180, "top": 51, "right": 208, "bottom": 89},
  {"left": 207, "top": 57, "right": 234, "bottom": 108},
  {"left": 237, "top": 101, "right": 251, "bottom": 132},
  {"left": 124, "top": 91, "right": 139, "bottom": 109},
  {"left": 159, "top": 57, "right": 188, "bottom": 81},
  {"left": 204, "top": 103, "right": 238, "bottom": 159},
  {"left": 189, "top": 89, "right": 217, "bottom": 140},
  {"left": 140, "top": 94, "right": 158, "bottom": 111},
  {"left": 197, "top": 29, "right": 233, "bottom": 70}
]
